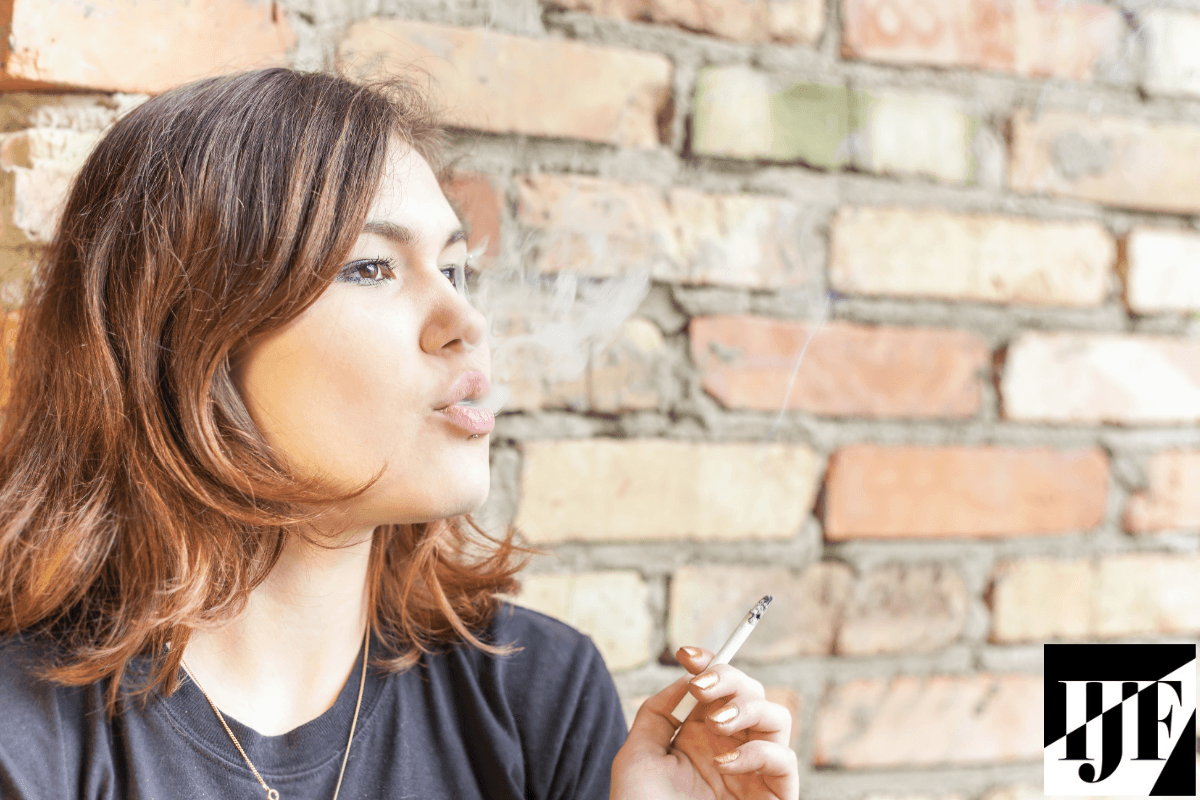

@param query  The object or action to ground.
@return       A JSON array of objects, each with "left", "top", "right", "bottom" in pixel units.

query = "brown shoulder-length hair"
[{"left": 0, "top": 67, "right": 539, "bottom": 713}]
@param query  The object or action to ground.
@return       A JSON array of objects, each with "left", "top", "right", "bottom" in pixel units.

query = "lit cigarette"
[{"left": 669, "top": 595, "right": 773, "bottom": 725}]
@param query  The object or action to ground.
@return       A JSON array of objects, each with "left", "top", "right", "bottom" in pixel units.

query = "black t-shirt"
[{"left": 0, "top": 603, "right": 628, "bottom": 799}]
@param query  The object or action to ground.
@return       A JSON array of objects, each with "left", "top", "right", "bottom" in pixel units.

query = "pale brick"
[
  {"left": 1002, "top": 332, "right": 1200, "bottom": 424},
  {"left": 992, "top": 554, "right": 1200, "bottom": 641},
  {"left": 814, "top": 673, "right": 1042, "bottom": 767},
  {"left": 669, "top": 564, "right": 854, "bottom": 659},
  {"left": 443, "top": 173, "right": 502, "bottom": 266},
  {"left": 692, "top": 67, "right": 859, "bottom": 167},
  {"left": 691, "top": 67, "right": 774, "bottom": 161},
  {"left": 515, "top": 439, "right": 820, "bottom": 543},
  {"left": 509, "top": 570, "right": 653, "bottom": 670},
  {"left": 0, "top": 128, "right": 103, "bottom": 306},
  {"left": 1126, "top": 451, "right": 1200, "bottom": 533},
  {"left": 1095, "top": 553, "right": 1200, "bottom": 638},
  {"left": 1123, "top": 227, "right": 1200, "bottom": 314},
  {"left": 0, "top": 92, "right": 147, "bottom": 133},
  {"left": 856, "top": 90, "right": 975, "bottom": 184},
  {"left": 841, "top": 0, "right": 1124, "bottom": 82},
  {"left": 824, "top": 445, "right": 1109, "bottom": 540},
  {"left": 490, "top": 315, "right": 667, "bottom": 413},
  {"left": 516, "top": 174, "right": 811, "bottom": 287},
  {"left": 590, "top": 317, "right": 668, "bottom": 413},
  {"left": 3, "top": 0, "right": 294, "bottom": 93},
  {"left": 339, "top": 19, "right": 670, "bottom": 148},
  {"left": 830, "top": 207, "right": 1113, "bottom": 307},
  {"left": 838, "top": 564, "right": 969, "bottom": 655},
  {"left": 990, "top": 558, "right": 1093, "bottom": 642},
  {"left": 550, "top": 0, "right": 825, "bottom": 44},
  {"left": 689, "top": 316, "right": 987, "bottom": 418},
  {"left": 1143, "top": 10, "right": 1200, "bottom": 98},
  {"left": 1010, "top": 108, "right": 1200, "bottom": 215}
]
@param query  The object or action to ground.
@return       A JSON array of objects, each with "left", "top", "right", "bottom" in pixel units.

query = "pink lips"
[{"left": 435, "top": 403, "right": 495, "bottom": 436}]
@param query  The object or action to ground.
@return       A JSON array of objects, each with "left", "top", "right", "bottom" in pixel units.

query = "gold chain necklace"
[{"left": 180, "top": 626, "right": 370, "bottom": 800}]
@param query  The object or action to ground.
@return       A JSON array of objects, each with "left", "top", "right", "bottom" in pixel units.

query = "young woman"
[{"left": 0, "top": 68, "right": 798, "bottom": 800}]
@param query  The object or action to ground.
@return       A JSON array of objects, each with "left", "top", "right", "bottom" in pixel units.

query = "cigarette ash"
[{"left": 748, "top": 595, "right": 773, "bottom": 624}]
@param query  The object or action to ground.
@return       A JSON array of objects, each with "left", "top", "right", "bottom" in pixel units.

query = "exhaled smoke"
[{"left": 463, "top": 238, "right": 652, "bottom": 415}]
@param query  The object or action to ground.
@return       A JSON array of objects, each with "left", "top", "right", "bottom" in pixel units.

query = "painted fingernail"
[
  {"left": 690, "top": 671, "right": 718, "bottom": 690},
  {"left": 680, "top": 646, "right": 702, "bottom": 659},
  {"left": 713, "top": 749, "right": 740, "bottom": 765},
  {"left": 709, "top": 704, "right": 738, "bottom": 724}
]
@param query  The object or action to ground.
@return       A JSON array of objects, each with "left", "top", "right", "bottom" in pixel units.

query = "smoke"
[{"left": 464, "top": 237, "right": 652, "bottom": 415}]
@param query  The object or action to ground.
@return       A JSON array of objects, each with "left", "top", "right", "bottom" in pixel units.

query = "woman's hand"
[{"left": 610, "top": 646, "right": 799, "bottom": 800}]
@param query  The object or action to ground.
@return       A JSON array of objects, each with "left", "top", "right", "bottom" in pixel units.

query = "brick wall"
[{"left": 7, "top": 0, "right": 1200, "bottom": 796}]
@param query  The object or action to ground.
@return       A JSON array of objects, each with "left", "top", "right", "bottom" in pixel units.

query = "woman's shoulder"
[
  {"left": 0, "top": 633, "right": 99, "bottom": 721},
  {"left": 0, "top": 634, "right": 103, "bottom": 796},
  {"left": 484, "top": 601, "right": 607, "bottom": 668}
]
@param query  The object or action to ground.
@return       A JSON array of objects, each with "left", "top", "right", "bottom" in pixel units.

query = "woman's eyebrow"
[{"left": 363, "top": 220, "right": 467, "bottom": 250}]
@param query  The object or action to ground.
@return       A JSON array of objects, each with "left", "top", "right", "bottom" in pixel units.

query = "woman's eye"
[
  {"left": 338, "top": 258, "right": 396, "bottom": 285},
  {"left": 441, "top": 264, "right": 477, "bottom": 293}
]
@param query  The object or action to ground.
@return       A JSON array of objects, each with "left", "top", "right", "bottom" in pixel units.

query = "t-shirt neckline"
[{"left": 152, "top": 630, "right": 389, "bottom": 779}]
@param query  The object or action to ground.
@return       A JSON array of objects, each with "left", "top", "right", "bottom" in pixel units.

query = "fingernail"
[
  {"left": 690, "top": 671, "right": 718, "bottom": 690},
  {"left": 708, "top": 704, "right": 738, "bottom": 724},
  {"left": 713, "top": 749, "right": 740, "bottom": 765},
  {"left": 680, "top": 646, "right": 702, "bottom": 659}
]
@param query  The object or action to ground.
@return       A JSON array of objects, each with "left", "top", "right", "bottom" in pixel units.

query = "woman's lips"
[{"left": 435, "top": 403, "right": 496, "bottom": 436}]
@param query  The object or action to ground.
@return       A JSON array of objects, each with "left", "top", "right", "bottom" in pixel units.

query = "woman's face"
[{"left": 231, "top": 144, "right": 492, "bottom": 531}]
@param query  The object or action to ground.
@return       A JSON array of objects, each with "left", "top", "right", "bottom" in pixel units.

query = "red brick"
[
  {"left": 2, "top": 0, "right": 294, "bottom": 93},
  {"left": 1011, "top": 108, "right": 1200, "bottom": 215},
  {"left": 814, "top": 673, "right": 1042, "bottom": 767},
  {"left": 824, "top": 445, "right": 1109, "bottom": 540},
  {"left": 830, "top": 206, "right": 1113, "bottom": 307},
  {"left": 838, "top": 564, "right": 969, "bottom": 655},
  {"left": 516, "top": 175, "right": 809, "bottom": 287},
  {"left": 841, "top": 0, "right": 1123, "bottom": 82},
  {"left": 1125, "top": 451, "right": 1200, "bottom": 533},
  {"left": 443, "top": 173, "right": 502, "bottom": 265},
  {"left": 689, "top": 316, "right": 988, "bottom": 418},
  {"left": 550, "top": 0, "right": 825, "bottom": 44},
  {"left": 1001, "top": 332, "right": 1200, "bottom": 424},
  {"left": 338, "top": 19, "right": 671, "bottom": 148}
]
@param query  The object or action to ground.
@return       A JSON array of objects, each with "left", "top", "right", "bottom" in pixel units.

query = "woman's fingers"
[
  {"left": 705, "top": 696, "right": 792, "bottom": 746},
  {"left": 623, "top": 672, "right": 695, "bottom": 754},
  {"left": 685, "top": 662, "right": 766, "bottom": 706},
  {"left": 713, "top": 739, "right": 800, "bottom": 799}
]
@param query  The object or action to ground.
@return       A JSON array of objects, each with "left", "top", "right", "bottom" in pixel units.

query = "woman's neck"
[{"left": 181, "top": 529, "right": 374, "bottom": 736}]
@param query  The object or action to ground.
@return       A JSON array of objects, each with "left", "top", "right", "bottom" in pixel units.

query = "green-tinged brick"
[{"left": 692, "top": 65, "right": 864, "bottom": 168}]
